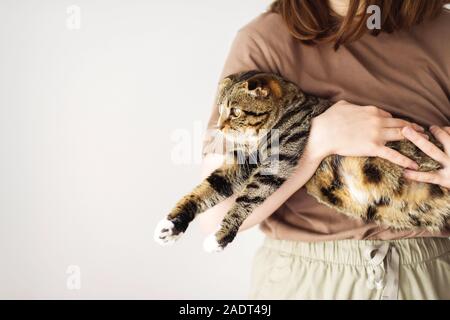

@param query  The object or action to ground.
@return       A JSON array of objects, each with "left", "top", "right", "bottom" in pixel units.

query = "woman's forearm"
[
  {"left": 239, "top": 144, "right": 322, "bottom": 231},
  {"left": 197, "top": 142, "right": 323, "bottom": 234}
]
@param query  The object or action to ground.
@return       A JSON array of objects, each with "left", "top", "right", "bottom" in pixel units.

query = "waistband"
[{"left": 262, "top": 237, "right": 450, "bottom": 266}]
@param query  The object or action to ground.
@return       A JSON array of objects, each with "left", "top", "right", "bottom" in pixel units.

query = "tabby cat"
[{"left": 154, "top": 71, "right": 450, "bottom": 252}]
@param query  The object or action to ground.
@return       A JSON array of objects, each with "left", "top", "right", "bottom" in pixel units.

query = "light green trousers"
[{"left": 249, "top": 237, "right": 450, "bottom": 300}]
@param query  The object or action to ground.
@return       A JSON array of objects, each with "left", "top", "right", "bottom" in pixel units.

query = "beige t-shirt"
[{"left": 204, "top": 11, "right": 450, "bottom": 241}]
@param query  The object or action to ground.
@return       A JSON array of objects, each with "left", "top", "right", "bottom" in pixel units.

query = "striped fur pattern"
[{"left": 155, "top": 71, "right": 450, "bottom": 251}]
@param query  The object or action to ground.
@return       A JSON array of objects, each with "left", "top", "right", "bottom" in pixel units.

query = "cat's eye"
[{"left": 231, "top": 107, "right": 242, "bottom": 118}]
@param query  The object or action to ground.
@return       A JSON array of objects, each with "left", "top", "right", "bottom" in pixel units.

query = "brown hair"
[{"left": 270, "top": 0, "right": 449, "bottom": 49}]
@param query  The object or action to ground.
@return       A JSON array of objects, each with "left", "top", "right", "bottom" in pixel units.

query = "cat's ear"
[
  {"left": 245, "top": 78, "right": 270, "bottom": 98},
  {"left": 244, "top": 75, "right": 282, "bottom": 99},
  {"left": 218, "top": 77, "right": 233, "bottom": 94},
  {"left": 216, "top": 76, "right": 235, "bottom": 104}
]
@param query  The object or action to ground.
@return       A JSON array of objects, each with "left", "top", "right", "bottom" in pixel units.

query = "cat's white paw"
[
  {"left": 203, "top": 234, "right": 224, "bottom": 253},
  {"left": 154, "top": 218, "right": 183, "bottom": 246}
]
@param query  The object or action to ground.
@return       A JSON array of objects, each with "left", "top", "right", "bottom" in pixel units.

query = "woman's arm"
[
  {"left": 198, "top": 101, "right": 425, "bottom": 234},
  {"left": 198, "top": 139, "right": 323, "bottom": 234}
]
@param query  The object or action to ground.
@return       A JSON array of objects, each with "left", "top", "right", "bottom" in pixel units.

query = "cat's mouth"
[{"left": 220, "top": 127, "right": 261, "bottom": 145}]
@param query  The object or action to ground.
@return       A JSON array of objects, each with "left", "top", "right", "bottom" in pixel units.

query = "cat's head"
[{"left": 215, "top": 71, "right": 301, "bottom": 143}]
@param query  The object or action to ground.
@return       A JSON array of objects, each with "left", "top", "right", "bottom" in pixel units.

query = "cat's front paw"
[
  {"left": 154, "top": 218, "right": 183, "bottom": 246},
  {"left": 203, "top": 234, "right": 225, "bottom": 253}
]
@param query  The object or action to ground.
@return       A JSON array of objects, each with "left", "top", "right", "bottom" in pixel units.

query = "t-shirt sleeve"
[{"left": 201, "top": 27, "right": 279, "bottom": 157}]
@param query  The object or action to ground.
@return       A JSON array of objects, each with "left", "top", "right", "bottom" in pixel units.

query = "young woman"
[{"left": 199, "top": 0, "right": 450, "bottom": 299}]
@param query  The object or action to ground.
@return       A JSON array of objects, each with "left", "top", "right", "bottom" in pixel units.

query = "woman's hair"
[{"left": 270, "top": 0, "right": 449, "bottom": 49}]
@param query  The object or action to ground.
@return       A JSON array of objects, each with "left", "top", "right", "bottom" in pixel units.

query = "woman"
[{"left": 199, "top": 0, "right": 450, "bottom": 299}]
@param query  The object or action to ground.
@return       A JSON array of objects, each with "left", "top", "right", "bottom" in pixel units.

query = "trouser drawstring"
[{"left": 363, "top": 242, "right": 400, "bottom": 300}]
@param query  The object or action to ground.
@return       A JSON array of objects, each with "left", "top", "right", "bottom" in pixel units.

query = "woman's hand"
[
  {"left": 307, "top": 100, "right": 425, "bottom": 169},
  {"left": 402, "top": 126, "right": 450, "bottom": 189}
]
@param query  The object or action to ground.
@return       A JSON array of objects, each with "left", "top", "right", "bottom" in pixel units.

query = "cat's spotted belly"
[
  {"left": 342, "top": 171, "right": 371, "bottom": 205},
  {"left": 305, "top": 155, "right": 450, "bottom": 230}
]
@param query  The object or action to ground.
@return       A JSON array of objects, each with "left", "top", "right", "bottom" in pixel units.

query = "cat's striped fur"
[{"left": 155, "top": 71, "right": 450, "bottom": 252}]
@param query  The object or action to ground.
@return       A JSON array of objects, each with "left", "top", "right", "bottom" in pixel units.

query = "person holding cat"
[{"left": 199, "top": 0, "right": 450, "bottom": 299}]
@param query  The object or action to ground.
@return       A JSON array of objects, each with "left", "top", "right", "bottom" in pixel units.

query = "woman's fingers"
[
  {"left": 364, "top": 106, "right": 392, "bottom": 118},
  {"left": 443, "top": 127, "right": 450, "bottom": 135},
  {"left": 382, "top": 128, "right": 428, "bottom": 142},
  {"left": 412, "top": 123, "right": 425, "bottom": 132},
  {"left": 376, "top": 108, "right": 392, "bottom": 118},
  {"left": 383, "top": 118, "right": 424, "bottom": 132},
  {"left": 382, "top": 128, "right": 404, "bottom": 141},
  {"left": 375, "top": 146, "right": 418, "bottom": 169},
  {"left": 404, "top": 169, "right": 440, "bottom": 184},
  {"left": 430, "top": 126, "right": 450, "bottom": 153},
  {"left": 402, "top": 127, "right": 448, "bottom": 164},
  {"left": 417, "top": 133, "right": 430, "bottom": 140}
]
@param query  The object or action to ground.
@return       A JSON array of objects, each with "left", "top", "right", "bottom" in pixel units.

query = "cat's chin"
[{"left": 221, "top": 131, "right": 261, "bottom": 148}]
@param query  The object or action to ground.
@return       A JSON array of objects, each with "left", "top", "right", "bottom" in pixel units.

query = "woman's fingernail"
[
  {"left": 414, "top": 125, "right": 424, "bottom": 132},
  {"left": 403, "top": 126, "right": 413, "bottom": 135},
  {"left": 409, "top": 163, "right": 419, "bottom": 170}
]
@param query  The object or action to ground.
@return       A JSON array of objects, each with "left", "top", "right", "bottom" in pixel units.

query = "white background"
[
  {"left": 0, "top": 0, "right": 272, "bottom": 299},
  {"left": 2, "top": 1, "right": 448, "bottom": 300}
]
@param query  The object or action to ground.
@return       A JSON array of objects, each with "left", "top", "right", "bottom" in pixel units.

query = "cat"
[{"left": 154, "top": 70, "right": 450, "bottom": 252}]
